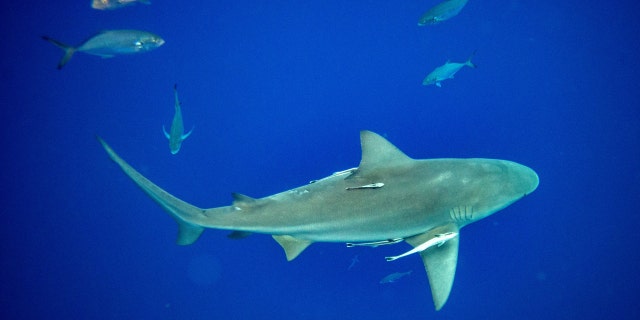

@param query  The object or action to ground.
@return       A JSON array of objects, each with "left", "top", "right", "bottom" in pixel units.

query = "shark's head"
[{"left": 457, "top": 159, "right": 539, "bottom": 224}]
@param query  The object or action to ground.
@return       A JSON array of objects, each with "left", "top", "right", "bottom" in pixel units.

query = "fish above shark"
[
  {"left": 423, "top": 52, "right": 476, "bottom": 87},
  {"left": 97, "top": 130, "right": 538, "bottom": 310},
  {"left": 41, "top": 29, "right": 164, "bottom": 69},
  {"left": 163, "top": 84, "right": 193, "bottom": 154}
]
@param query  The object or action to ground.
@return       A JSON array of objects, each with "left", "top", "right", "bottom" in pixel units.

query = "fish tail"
[
  {"left": 41, "top": 36, "right": 76, "bottom": 69},
  {"left": 465, "top": 50, "right": 477, "bottom": 68}
]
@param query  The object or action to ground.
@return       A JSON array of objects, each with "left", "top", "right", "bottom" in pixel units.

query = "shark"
[
  {"left": 97, "top": 130, "right": 538, "bottom": 310},
  {"left": 163, "top": 84, "right": 193, "bottom": 154}
]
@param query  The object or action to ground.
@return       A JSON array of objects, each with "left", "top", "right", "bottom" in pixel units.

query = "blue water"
[{"left": 2, "top": 0, "right": 639, "bottom": 319}]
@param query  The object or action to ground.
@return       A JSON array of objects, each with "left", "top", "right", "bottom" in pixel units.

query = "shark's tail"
[
  {"left": 97, "top": 136, "right": 206, "bottom": 245},
  {"left": 41, "top": 36, "right": 77, "bottom": 69}
]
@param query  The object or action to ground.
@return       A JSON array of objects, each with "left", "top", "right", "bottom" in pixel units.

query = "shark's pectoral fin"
[
  {"left": 406, "top": 224, "right": 460, "bottom": 311},
  {"left": 162, "top": 125, "right": 170, "bottom": 139},
  {"left": 272, "top": 235, "right": 313, "bottom": 261}
]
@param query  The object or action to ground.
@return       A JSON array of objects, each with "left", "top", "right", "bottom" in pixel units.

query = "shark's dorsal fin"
[
  {"left": 406, "top": 224, "right": 460, "bottom": 311},
  {"left": 355, "top": 131, "right": 412, "bottom": 177},
  {"left": 272, "top": 235, "right": 313, "bottom": 261}
]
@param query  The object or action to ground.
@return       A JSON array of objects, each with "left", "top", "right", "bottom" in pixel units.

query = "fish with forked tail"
[
  {"left": 41, "top": 29, "right": 164, "bottom": 69},
  {"left": 91, "top": 0, "right": 151, "bottom": 10},
  {"left": 418, "top": 0, "right": 468, "bottom": 26},
  {"left": 422, "top": 52, "right": 476, "bottom": 87},
  {"left": 163, "top": 84, "right": 193, "bottom": 154}
]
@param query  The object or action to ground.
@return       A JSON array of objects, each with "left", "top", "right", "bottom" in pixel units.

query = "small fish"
[
  {"left": 92, "top": 0, "right": 150, "bottom": 10},
  {"left": 41, "top": 29, "right": 164, "bottom": 69},
  {"left": 379, "top": 270, "right": 412, "bottom": 284},
  {"left": 347, "top": 255, "right": 359, "bottom": 270},
  {"left": 422, "top": 52, "right": 476, "bottom": 87},
  {"left": 418, "top": 0, "right": 469, "bottom": 26},
  {"left": 385, "top": 232, "right": 458, "bottom": 261},
  {"left": 163, "top": 84, "right": 193, "bottom": 154}
]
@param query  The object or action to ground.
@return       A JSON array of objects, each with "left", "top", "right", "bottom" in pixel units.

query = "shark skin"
[{"left": 97, "top": 130, "right": 538, "bottom": 310}]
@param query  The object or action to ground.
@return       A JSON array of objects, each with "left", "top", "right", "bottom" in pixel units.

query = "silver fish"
[
  {"left": 91, "top": 0, "right": 150, "bottom": 10},
  {"left": 422, "top": 52, "right": 476, "bottom": 87},
  {"left": 163, "top": 84, "right": 193, "bottom": 155},
  {"left": 418, "top": 0, "right": 469, "bottom": 26},
  {"left": 380, "top": 270, "right": 412, "bottom": 284},
  {"left": 41, "top": 29, "right": 164, "bottom": 69}
]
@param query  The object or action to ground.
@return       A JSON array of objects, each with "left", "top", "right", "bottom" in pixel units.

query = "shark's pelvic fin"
[
  {"left": 406, "top": 224, "right": 460, "bottom": 311},
  {"left": 272, "top": 235, "right": 313, "bottom": 261}
]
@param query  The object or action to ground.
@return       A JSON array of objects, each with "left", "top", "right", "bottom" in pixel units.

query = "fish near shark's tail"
[
  {"left": 465, "top": 50, "right": 477, "bottom": 69},
  {"left": 41, "top": 36, "right": 77, "bottom": 69},
  {"left": 97, "top": 136, "right": 206, "bottom": 245}
]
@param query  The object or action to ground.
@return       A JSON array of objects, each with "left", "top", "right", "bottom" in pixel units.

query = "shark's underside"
[{"left": 98, "top": 130, "right": 538, "bottom": 310}]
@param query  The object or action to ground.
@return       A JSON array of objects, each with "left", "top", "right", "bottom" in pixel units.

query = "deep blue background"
[{"left": 1, "top": 0, "right": 639, "bottom": 319}]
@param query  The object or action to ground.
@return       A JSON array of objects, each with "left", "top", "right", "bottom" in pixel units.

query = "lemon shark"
[{"left": 97, "top": 131, "right": 538, "bottom": 310}]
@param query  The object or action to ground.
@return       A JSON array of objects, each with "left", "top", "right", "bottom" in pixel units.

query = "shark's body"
[
  {"left": 98, "top": 131, "right": 538, "bottom": 310},
  {"left": 163, "top": 84, "right": 193, "bottom": 154}
]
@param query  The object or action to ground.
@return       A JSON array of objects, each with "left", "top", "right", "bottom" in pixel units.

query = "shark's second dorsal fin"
[
  {"left": 406, "top": 224, "right": 460, "bottom": 311},
  {"left": 232, "top": 193, "right": 257, "bottom": 209},
  {"left": 355, "top": 131, "right": 412, "bottom": 177},
  {"left": 272, "top": 235, "right": 313, "bottom": 261}
]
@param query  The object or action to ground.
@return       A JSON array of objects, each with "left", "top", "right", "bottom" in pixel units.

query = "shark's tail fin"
[
  {"left": 97, "top": 136, "right": 205, "bottom": 245},
  {"left": 465, "top": 50, "right": 477, "bottom": 69},
  {"left": 41, "top": 36, "right": 76, "bottom": 69}
]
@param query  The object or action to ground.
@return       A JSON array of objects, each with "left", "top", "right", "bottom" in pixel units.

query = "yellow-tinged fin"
[
  {"left": 272, "top": 235, "right": 313, "bottom": 261},
  {"left": 406, "top": 224, "right": 460, "bottom": 311},
  {"left": 41, "top": 36, "right": 76, "bottom": 69}
]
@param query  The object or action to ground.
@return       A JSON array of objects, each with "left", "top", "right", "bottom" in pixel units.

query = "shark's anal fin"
[
  {"left": 406, "top": 224, "right": 460, "bottom": 311},
  {"left": 272, "top": 235, "right": 313, "bottom": 261}
]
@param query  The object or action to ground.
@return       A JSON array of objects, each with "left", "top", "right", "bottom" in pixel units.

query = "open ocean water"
[{"left": 1, "top": 0, "right": 639, "bottom": 319}]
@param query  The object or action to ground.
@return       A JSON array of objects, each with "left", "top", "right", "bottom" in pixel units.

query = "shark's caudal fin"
[
  {"left": 41, "top": 36, "right": 76, "bottom": 69},
  {"left": 97, "top": 136, "right": 205, "bottom": 245},
  {"left": 406, "top": 224, "right": 460, "bottom": 311}
]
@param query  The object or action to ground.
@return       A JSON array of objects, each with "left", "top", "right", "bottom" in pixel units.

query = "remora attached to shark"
[{"left": 98, "top": 131, "right": 539, "bottom": 310}]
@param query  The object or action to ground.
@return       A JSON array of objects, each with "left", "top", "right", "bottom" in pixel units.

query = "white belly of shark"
[{"left": 98, "top": 130, "right": 539, "bottom": 311}]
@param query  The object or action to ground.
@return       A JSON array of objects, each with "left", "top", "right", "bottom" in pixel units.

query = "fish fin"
[
  {"left": 96, "top": 136, "right": 207, "bottom": 246},
  {"left": 349, "top": 131, "right": 412, "bottom": 179},
  {"left": 176, "top": 220, "right": 205, "bottom": 245},
  {"left": 406, "top": 224, "right": 460, "bottom": 311},
  {"left": 227, "top": 230, "right": 252, "bottom": 239},
  {"left": 182, "top": 126, "right": 194, "bottom": 140},
  {"left": 162, "top": 125, "right": 170, "bottom": 139},
  {"left": 231, "top": 193, "right": 257, "bottom": 208},
  {"left": 466, "top": 50, "right": 477, "bottom": 68},
  {"left": 272, "top": 235, "right": 313, "bottom": 261},
  {"left": 436, "top": 82, "right": 442, "bottom": 87},
  {"left": 41, "top": 36, "right": 76, "bottom": 69}
]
